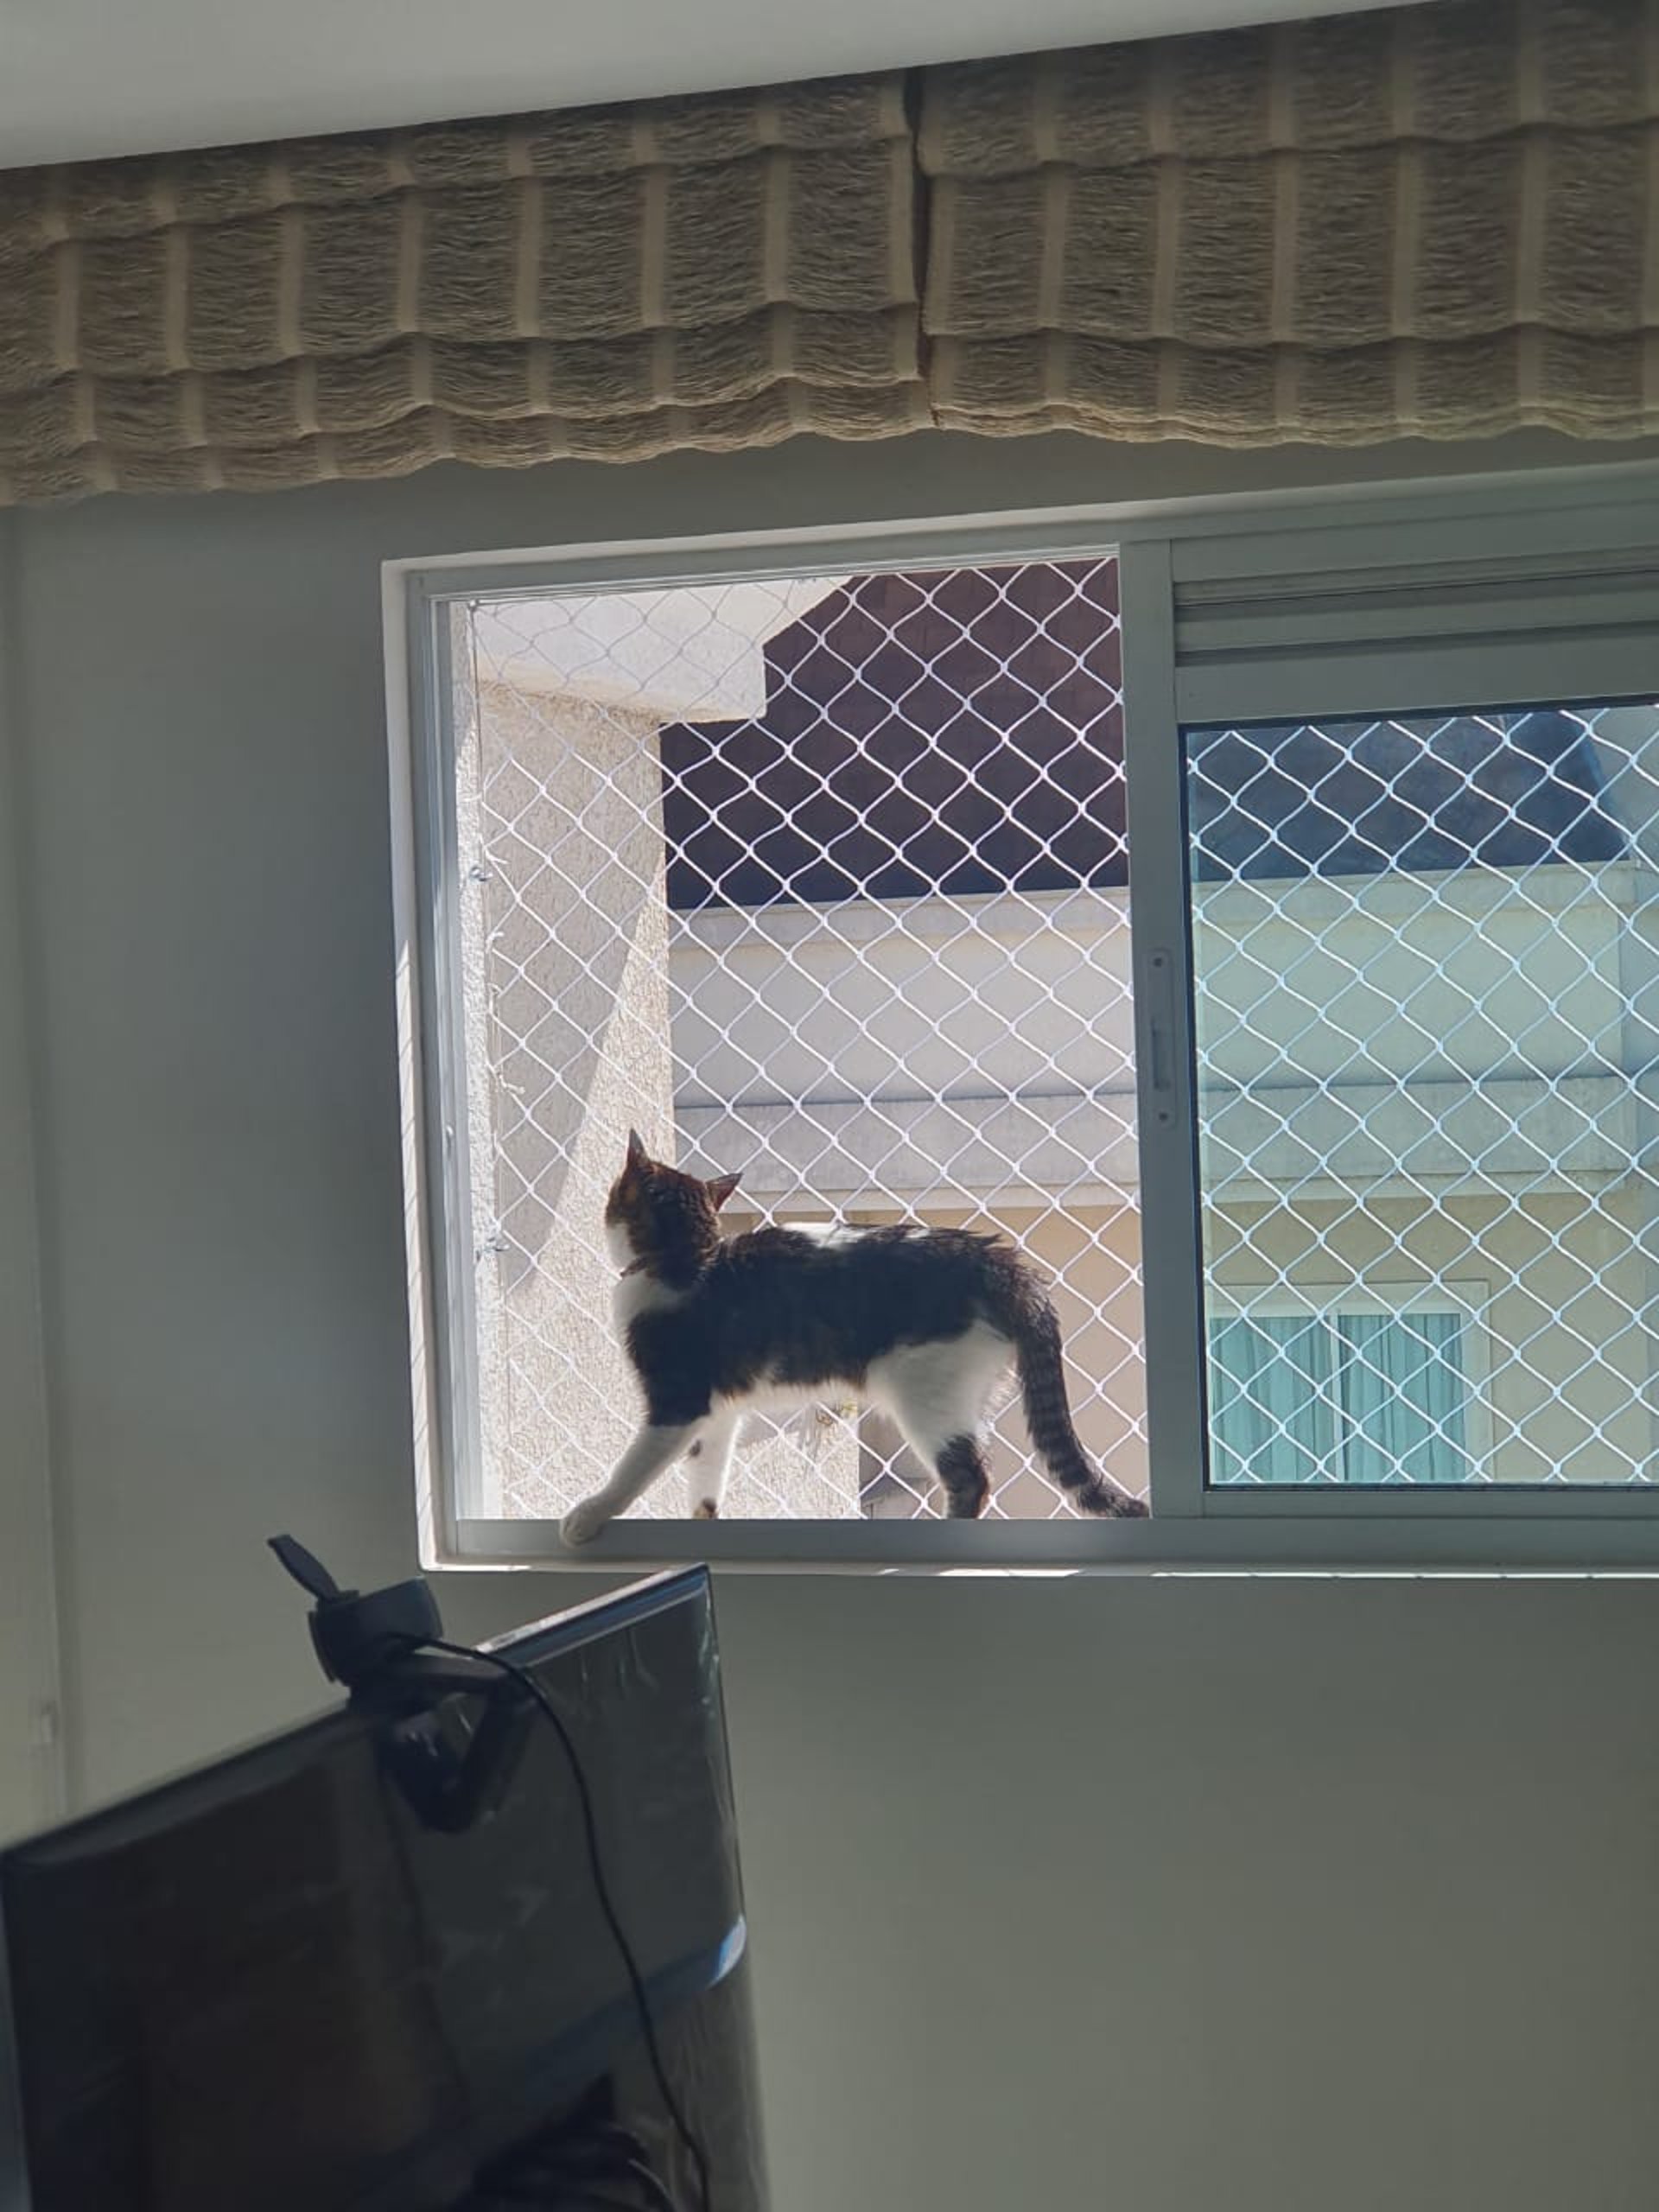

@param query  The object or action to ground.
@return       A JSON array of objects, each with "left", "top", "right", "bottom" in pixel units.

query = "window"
[
  {"left": 390, "top": 475, "right": 1659, "bottom": 1568},
  {"left": 1207, "top": 1299, "right": 1475, "bottom": 1488}
]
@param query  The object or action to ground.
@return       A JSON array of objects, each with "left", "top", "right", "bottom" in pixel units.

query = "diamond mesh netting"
[{"left": 457, "top": 560, "right": 1141, "bottom": 1520}]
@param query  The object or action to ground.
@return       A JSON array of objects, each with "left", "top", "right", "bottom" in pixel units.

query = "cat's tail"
[{"left": 1013, "top": 1299, "right": 1148, "bottom": 1519}]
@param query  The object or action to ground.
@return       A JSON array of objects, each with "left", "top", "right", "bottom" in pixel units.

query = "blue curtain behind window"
[
  {"left": 1338, "top": 1311, "right": 1469, "bottom": 1484},
  {"left": 1208, "top": 1314, "right": 1336, "bottom": 1484},
  {"left": 1209, "top": 1310, "right": 1469, "bottom": 1484}
]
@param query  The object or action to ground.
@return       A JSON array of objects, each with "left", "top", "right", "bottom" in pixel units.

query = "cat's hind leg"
[
  {"left": 884, "top": 1406, "right": 992, "bottom": 1517},
  {"left": 689, "top": 1409, "right": 741, "bottom": 1521},
  {"left": 874, "top": 1325, "right": 1008, "bottom": 1519},
  {"left": 931, "top": 1433, "right": 992, "bottom": 1518},
  {"left": 880, "top": 1388, "right": 995, "bottom": 1518}
]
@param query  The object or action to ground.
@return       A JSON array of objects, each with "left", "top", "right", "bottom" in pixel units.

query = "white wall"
[{"left": 8, "top": 429, "right": 1659, "bottom": 2210}]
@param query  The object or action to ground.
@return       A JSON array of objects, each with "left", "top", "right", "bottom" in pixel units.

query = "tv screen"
[{"left": 0, "top": 1567, "right": 761, "bottom": 2211}]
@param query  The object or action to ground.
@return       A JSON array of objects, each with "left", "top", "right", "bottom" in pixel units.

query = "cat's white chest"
[
  {"left": 613, "top": 1268, "right": 684, "bottom": 1328},
  {"left": 607, "top": 1220, "right": 686, "bottom": 1328}
]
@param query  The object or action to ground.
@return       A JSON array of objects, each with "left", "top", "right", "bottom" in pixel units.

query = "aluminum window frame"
[{"left": 385, "top": 465, "right": 1659, "bottom": 1572}]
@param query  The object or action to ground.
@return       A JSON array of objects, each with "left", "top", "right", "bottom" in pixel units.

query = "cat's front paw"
[{"left": 560, "top": 1497, "right": 613, "bottom": 1548}]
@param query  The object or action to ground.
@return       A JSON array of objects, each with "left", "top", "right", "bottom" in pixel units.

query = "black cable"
[
  {"left": 620, "top": 2158, "right": 681, "bottom": 2212},
  {"left": 418, "top": 1637, "right": 714, "bottom": 2212}
]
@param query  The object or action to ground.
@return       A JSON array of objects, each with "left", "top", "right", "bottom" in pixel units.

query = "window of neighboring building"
[{"left": 1207, "top": 1300, "right": 1474, "bottom": 1487}]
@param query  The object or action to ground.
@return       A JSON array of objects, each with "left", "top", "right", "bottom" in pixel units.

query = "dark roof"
[
  {"left": 660, "top": 562, "right": 1126, "bottom": 910},
  {"left": 1189, "top": 710, "right": 1626, "bottom": 881},
  {"left": 659, "top": 559, "right": 1627, "bottom": 909}
]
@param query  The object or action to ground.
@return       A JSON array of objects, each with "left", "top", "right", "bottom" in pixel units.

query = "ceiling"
[{"left": 3, "top": 0, "right": 1397, "bottom": 171}]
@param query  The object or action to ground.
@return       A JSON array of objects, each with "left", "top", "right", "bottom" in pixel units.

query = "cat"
[{"left": 558, "top": 1129, "right": 1149, "bottom": 1544}]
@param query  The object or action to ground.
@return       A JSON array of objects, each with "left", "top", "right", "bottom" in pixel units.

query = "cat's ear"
[
  {"left": 706, "top": 1170, "right": 741, "bottom": 1212},
  {"left": 625, "top": 1128, "right": 647, "bottom": 1170}
]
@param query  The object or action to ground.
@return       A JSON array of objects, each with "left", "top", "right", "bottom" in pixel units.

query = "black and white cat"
[{"left": 559, "top": 1131, "right": 1148, "bottom": 1543}]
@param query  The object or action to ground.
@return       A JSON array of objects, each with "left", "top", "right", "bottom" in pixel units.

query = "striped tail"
[{"left": 1014, "top": 1300, "right": 1148, "bottom": 1518}]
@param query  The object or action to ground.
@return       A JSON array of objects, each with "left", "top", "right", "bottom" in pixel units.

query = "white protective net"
[
  {"left": 454, "top": 559, "right": 1143, "bottom": 1521},
  {"left": 1186, "top": 702, "right": 1659, "bottom": 1487}
]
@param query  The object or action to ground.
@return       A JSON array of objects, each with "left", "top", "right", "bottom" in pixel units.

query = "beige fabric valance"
[
  {"left": 920, "top": 0, "right": 1659, "bottom": 445},
  {"left": 2, "top": 0, "right": 1656, "bottom": 504},
  {"left": 0, "top": 78, "right": 925, "bottom": 502}
]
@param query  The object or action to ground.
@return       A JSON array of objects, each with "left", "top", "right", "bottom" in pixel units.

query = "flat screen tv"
[{"left": 0, "top": 1566, "right": 765, "bottom": 2212}]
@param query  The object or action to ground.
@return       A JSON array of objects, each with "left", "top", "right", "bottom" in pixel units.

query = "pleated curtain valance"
[
  {"left": 0, "top": 78, "right": 927, "bottom": 502},
  {"left": 918, "top": 0, "right": 1659, "bottom": 446},
  {"left": 1, "top": 0, "right": 1656, "bottom": 505}
]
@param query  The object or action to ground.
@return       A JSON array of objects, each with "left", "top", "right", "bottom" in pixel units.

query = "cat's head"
[{"left": 604, "top": 1129, "right": 741, "bottom": 1274}]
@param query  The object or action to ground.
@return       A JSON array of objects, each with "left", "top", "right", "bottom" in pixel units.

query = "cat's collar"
[{"left": 618, "top": 1255, "right": 652, "bottom": 1279}]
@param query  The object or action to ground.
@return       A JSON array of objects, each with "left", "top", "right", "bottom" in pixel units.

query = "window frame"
[{"left": 385, "top": 463, "right": 1659, "bottom": 1573}]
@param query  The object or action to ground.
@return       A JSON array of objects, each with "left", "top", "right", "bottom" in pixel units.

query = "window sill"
[{"left": 440, "top": 1509, "right": 1659, "bottom": 1576}]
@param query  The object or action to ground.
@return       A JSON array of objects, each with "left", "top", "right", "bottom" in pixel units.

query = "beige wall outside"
[{"left": 466, "top": 628, "right": 861, "bottom": 1521}]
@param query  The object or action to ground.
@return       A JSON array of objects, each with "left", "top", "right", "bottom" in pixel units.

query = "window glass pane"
[{"left": 1185, "top": 699, "right": 1659, "bottom": 1487}]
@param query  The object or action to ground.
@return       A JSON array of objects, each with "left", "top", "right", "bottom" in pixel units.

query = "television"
[{"left": 0, "top": 1567, "right": 765, "bottom": 2211}]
